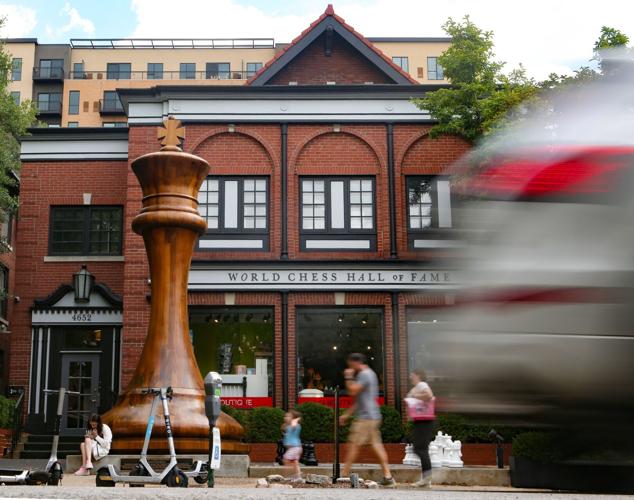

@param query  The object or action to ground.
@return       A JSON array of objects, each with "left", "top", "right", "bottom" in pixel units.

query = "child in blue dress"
[{"left": 282, "top": 409, "right": 302, "bottom": 479}]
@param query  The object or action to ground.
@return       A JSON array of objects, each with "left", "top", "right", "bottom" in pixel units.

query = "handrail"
[
  {"left": 32, "top": 67, "right": 65, "bottom": 80},
  {"left": 7, "top": 386, "right": 24, "bottom": 458},
  {"left": 70, "top": 69, "right": 256, "bottom": 81},
  {"left": 70, "top": 38, "right": 275, "bottom": 49}
]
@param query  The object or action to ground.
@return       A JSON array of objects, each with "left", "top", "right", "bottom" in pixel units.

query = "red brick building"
[{"left": 13, "top": 6, "right": 469, "bottom": 435}]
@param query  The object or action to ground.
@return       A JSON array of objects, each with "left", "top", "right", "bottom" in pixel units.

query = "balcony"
[
  {"left": 36, "top": 100, "right": 62, "bottom": 115},
  {"left": 70, "top": 69, "right": 254, "bottom": 81},
  {"left": 99, "top": 99, "right": 126, "bottom": 115},
  {"left": 33, "top": 67, "right": 65, "bottom": 82}
]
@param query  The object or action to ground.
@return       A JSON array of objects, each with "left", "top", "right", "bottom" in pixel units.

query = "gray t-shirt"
[{"left": 355, "top": 367, "right": 381, "bottom": 420}]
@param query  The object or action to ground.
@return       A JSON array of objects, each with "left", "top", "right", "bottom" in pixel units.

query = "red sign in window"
[{"left": 221, "top": 397, "right": 273, "bottom": 409}]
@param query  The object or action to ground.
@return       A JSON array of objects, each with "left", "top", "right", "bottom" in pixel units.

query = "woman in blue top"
[{"left": 282, "top": 409, "right": 302, "bottom": 479}]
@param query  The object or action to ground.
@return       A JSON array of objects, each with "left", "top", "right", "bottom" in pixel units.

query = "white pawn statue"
[
  {"left": 441, "top": 434, "right": 454, "bottom": 467},
  {"left": 448, "top": 440, "right": 464, "bottom": 468},
  {"left": 403, "top": 443, "right": 421, "bottom": 466},
  {"left": 432, "top": 431, "right": 444, "bottom": 448},
  {"left": 429, "top": 443, "right": 442, "bottom": 468}
]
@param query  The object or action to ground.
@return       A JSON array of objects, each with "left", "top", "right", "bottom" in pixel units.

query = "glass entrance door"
[{"left": 60, "top": 353, "right": 100, "bottom": 435}]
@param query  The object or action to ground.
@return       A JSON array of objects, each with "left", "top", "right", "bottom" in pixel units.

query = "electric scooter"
[
  {"left": 0, "top": 387, "right": 79, "bottom": 486},
  {"left": 96, "top": 387, "right": 189, "bottom": 488}
]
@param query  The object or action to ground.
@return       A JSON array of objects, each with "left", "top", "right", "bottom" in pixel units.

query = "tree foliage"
[
  {"left": 414, "top": 18, "right": 630, "bottom": 143},
  {"left": 412, "top": 16, "right": 537, "bottom": 142},
  {"left": 0, "top": 18, "right": 37, "bottom": 215}
]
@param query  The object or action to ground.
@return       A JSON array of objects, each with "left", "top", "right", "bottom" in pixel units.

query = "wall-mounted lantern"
[{"left": 73, "top": 265, "right": 94, "bottom": 303}]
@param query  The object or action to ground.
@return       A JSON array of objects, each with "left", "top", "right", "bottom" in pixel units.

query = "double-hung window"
[
  {"left": 10, "top": 92, "right": 20, "bottom": 105},
  {"left": 68, "top": 90, "right": 80, "bottom": 114},
  {"left": 406, "top": 176, "right": 452, "bottom": 249},
  {"left": 72, "top": 62, "right": 85, "bottom": 79},
  {"left": 197, "top": 177, "right": 269, "bottom": 250},
  {"left": 300, "top": 177, "right": 376, "bottom": 251},
  {"left": 102, "top": 91, "right": 124, "bottom": 113},
  {"left": 246, "top": 62, "right": 262, "bottom": 78},
  {"left": 37, "top": 59, "right": 64, "bottom": 79},
  {"left": 49, "top": 206, "right": 123, "bottom": 256},
  {"left": 392, "top": 56, "right": 409, "bottom": 73},
  {"left": 180, "top": 63, "right": 196, "bottom": 79},
  {"left": 106, "top": 63, "right": 131, "bottom": 80},
  {"left": 11, "top": 58, "right": 22, "bottom": 81},
  {"left": 37, "top": 92, "right": 62, "bottom": 113},
  {"left": 427, "top": 57, "right": 444, "bottom": 80},
  {"left": 206, "top": 62, "right": 230, "bottom": 79},
  {"left": 147, "top": 63, "right": 163, "bottom": 79}
]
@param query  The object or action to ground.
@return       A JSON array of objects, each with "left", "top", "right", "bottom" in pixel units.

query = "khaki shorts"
[{"left": 348, "top": 418, "right": 382, "bottom": 446}]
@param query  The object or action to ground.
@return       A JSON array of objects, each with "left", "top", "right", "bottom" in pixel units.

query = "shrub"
[
  {"left": 379, "top": 405, "right": 403, "bottom": 443},
  {"left": 295, "top": 402, "right": 334, "bottom": 442},
  {"left": 0, "top": 396, "right": 15, "bottom": 428},
  {"left": 512, "top": 432, "right": 565, "bottom": 463},
  {"left": 435, "top": 413, "right": 469, "bottom": 442},
  {"left": 245, "top": 407, "right": 285, "bottom": 443},
  {"left": 221, "top": 404, "right": 251, "bottom": 432}
]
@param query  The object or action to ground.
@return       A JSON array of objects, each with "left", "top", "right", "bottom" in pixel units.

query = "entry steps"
[{"left": 17, "top": 434, "right": 80, "bottom": 460}]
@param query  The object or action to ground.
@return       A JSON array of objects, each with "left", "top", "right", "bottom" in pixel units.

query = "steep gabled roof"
[{"left": 247, "top": 4, "right": 418, "bottom": 86}]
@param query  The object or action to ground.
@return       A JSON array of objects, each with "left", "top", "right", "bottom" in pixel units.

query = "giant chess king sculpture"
[{"left": 103, "top": 118, "right": 246, "bottom": 453}]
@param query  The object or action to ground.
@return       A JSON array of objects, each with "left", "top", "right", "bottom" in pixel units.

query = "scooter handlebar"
[
  {"left": 140, "top": 387, "right": 173, "bottom": 399},
  {"left": 43, "top": 389, "right": 81, "bottom": 395}
]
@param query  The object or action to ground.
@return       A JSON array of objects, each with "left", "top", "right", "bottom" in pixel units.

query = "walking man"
[{"left": 339, "top": 352, "right": 395, "bottom": 487}]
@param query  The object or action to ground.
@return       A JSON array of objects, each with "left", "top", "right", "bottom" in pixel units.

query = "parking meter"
[{"left": 204, "top": 372, "right": 222, "bottom": 487}]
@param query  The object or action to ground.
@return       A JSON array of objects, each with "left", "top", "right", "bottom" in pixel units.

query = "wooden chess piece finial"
[{"left": 157, "top": 116, "right": 185, "bottom": 151}]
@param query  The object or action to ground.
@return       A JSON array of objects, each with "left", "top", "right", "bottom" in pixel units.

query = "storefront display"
[
  {"left": 406, "top": 308, "right": 447, "bottom": 379},
  {"left": 190, "top": 308, "right": 274, "bottom": 405},
  {"left": 296, "top": 308, "right": 384, "bottom": 397}
]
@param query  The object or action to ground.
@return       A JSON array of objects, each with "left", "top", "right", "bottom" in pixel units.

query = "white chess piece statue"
[
  {"left": 429, "top": 443, "right": 442, "bottom": 468},
  {"left": 441, "top": 434, "right": 454, "bottom": 467},
  {"left": 449, "top": 440, "right": 464, "bottom": 468},
  {"left": 403, "top": 443, "right": 421, "bottom": 466}
]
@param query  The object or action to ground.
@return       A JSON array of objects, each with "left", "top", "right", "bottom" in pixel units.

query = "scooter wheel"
[
  {"left": 47, "top": 463, "right": 63, "bottom": 486},
  {"left": 166, "top": 468, "right": 188, "bottom": 488},
  {"left": 95, "top": 467, "right": 115, "bottom": 487},
  {"left": 193, "top": 473, "right": 208, "bottom": 484},
  {"left": 129, "top": 463, "right": 147, "bottom": 488}
]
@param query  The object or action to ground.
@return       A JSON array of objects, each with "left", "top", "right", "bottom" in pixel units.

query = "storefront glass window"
[
  {"left": 406, "top": 308, "right": 448, "bottom": 380},
  {"left": 297, "top": 308, "right": 384, "bottom": 395},
  {"left": 190, "top": 308, "right": 274, "bottom": 399}
]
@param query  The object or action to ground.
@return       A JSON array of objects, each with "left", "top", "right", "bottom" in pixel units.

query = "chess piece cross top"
[{"left": 157, "top": 116, "right": 185, "bottom": 151}]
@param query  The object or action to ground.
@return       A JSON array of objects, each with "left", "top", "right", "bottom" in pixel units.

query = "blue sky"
[{"left": 0, "top": 0, "right": 631, "bottom": 79}]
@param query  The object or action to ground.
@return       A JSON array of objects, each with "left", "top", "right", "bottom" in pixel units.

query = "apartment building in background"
[{"left": 4, "top": 33, "right": 449, "bottom": 127}]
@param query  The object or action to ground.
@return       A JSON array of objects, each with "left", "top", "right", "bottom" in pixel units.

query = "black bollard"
[
  {"left": 332, "top": 386, "right": 340, "bottom": 483},
  {"left": 489, "top": 429, "right": 505, "bottom": 469}
]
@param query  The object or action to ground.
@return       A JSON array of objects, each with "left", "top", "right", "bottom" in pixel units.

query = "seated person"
[{"left": 75, "top": 414, "right": 112, "bottom": 476}]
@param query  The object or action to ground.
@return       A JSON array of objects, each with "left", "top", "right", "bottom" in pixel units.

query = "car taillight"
[{"left": 461, "top": 146, "right": 634, "bottom": 199}]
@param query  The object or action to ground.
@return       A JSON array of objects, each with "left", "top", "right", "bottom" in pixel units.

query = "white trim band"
[
  {"left": 21, "top": 139, "right": 129, "bottom": 161},
  {"left": 199, "top": 239, "right": 264, "bottom": 249},
  {"left": 305, "top": 239, "right": 371, "bottom": 249}
]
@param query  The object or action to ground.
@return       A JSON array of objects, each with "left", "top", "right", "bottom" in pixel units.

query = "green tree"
[
  {"left": 593, "top": 25, "right": 629, "bottom": 75},
  {"left": 412, "top": 16, "right": 537, "bottom": 143},
  {"left": 0, "top": 17, "right": 37, "bottom": 217}
]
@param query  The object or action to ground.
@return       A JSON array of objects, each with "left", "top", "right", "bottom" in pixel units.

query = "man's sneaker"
[{"left": 379, "top": 476, "right": 396, "bottom": 487}]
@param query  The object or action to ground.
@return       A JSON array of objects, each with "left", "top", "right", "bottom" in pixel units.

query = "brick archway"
[
  {"left": 290, "top": 129, "right": 386, "bottom": 174},
  {"left": 188, "top": 127, "right": 279, "bottom": 170}
]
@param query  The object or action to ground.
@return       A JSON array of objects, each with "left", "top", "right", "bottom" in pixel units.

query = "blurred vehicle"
[{"left": 435, "top": 60, "right": 634, "bottom": 432}]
